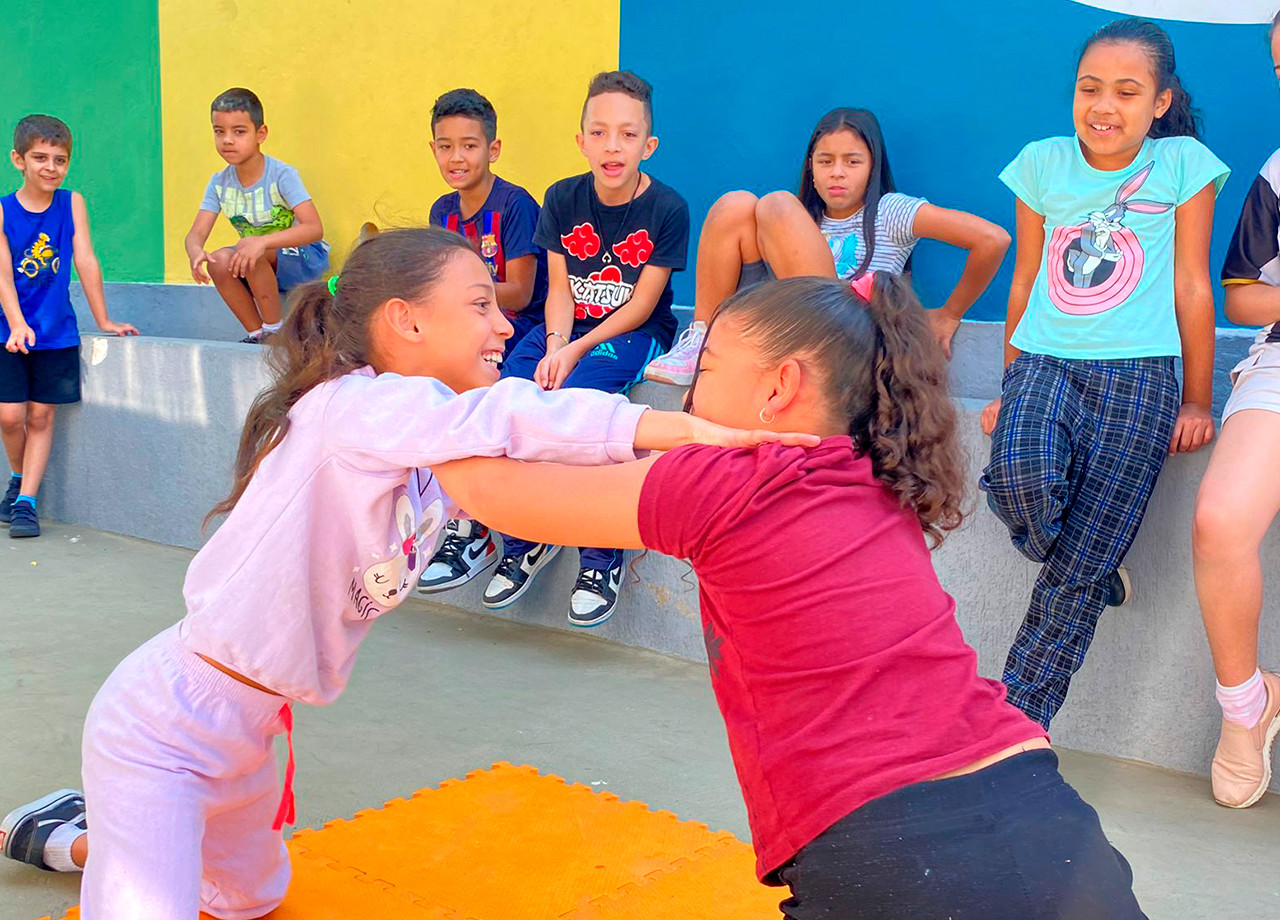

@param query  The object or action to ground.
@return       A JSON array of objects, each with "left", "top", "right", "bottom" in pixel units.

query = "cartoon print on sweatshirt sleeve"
[{"left": 355, "top": 486, "right": 445, "bottom": 613}]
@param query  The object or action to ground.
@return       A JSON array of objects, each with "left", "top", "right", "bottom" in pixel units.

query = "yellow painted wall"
[{"left": 159, "top": 0, "right": 620, "bottom": 282}]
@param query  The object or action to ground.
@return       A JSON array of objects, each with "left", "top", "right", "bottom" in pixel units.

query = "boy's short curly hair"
[
  {"left": 14, "top": 115, "right": 72, "bottom": 156},
  {"left": 211, "top": 87, "right": 264, "bottom": 129},
  {"left": 580, "top": 71, "right": 653, "bottom": 135},
  {"left": 431, "top": 88, "right": 498, "bottom": 144}
]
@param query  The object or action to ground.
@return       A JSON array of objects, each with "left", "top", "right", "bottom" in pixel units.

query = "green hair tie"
[{"left": 327, "top": 275, "right": 340, "bottom": 296}]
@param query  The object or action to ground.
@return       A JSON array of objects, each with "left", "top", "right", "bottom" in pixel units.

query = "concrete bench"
[{"left": 42, "top": 285, "right": 1278, "bottom": 793}]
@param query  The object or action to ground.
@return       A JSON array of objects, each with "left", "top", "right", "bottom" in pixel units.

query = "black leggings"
[{"left": 774, "top": 750, "right": 1146, "bottom": 919}]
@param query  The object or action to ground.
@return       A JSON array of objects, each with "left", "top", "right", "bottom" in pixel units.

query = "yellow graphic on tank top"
[{"left": 18, "top": 233, "right": 59, "bottom": 279}]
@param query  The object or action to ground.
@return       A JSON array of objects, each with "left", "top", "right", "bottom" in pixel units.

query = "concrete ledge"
[{"left": 39, "top": 332, "right": 1280, "bottom": 791}]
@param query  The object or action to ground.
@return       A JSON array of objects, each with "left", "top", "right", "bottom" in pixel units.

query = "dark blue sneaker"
[
  {"left": 8, "top": 501, "right": 40, "bottom": 538},
  {"left": 1, "top": 789, "right": 85, "bottom": 871},
  {"left": 1106, "top": 566, "right": 1132, "bottom": 608},
  {"left": 0, "top": 476, "right": 19, "bottom": 524}
]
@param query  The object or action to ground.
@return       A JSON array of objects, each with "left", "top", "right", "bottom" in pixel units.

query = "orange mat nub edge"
[{"left": 40, "top": 762, "right": 780, "bottom": 920}]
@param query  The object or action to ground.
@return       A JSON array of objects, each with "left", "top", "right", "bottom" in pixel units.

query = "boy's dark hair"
[
  {"left": 580, "top": 71, "right": 653, "bottom": 134},
  {"left": 211, "top": 87, "right": 265, "bottom": 129},
  {"left": 1081, "top": 18, "right": 1200, "bottom": 139},
  {"left": 14, "top": 115, "right": 72, "bottom": 156},
  {"left": 431, "top": 88, "right": 498, "bottom": 144}
]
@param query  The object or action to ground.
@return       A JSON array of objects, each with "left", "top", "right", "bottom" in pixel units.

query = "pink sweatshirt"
[{"left": 179, "top": 368, "right": 647, "bottom": 704}]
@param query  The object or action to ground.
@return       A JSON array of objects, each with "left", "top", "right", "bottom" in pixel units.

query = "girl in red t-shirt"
[{"left": 435, "top": 274, "right": 1147, "bottom": 918}]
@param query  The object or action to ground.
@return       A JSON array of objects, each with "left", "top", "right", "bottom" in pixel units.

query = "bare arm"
[
  {"left": 228, "top": 199, "right": 325, "bottom": 278},
  {"left": 71, "top": 193, "right": 136, "bottom": 335},
  {"left": 184, "top": 210, "right": 219, "bottom": 283},
  {"left": 496, "top": 254, "right": 537, "bottom": 311},
  {"left": 1223, "top": 282, "right": 1280, "bottom": 328},
  {"left": 434, "top": 455, "right": 655, "bottom": 549},
  {"left": 1169, "top": 182, "right": 1218, "bottom": 454},
  {"left": 981, "top": 199, "right": 1043, "bottom": 435},
  {"left": 0, "top": 207, "right": 34, "bottom": 352},
  {"left": 911, "top": 203, "right": 1011, "bottom": 357}
]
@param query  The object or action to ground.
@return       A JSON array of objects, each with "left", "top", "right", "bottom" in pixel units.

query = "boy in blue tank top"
[{"left": 0, "top": 115, "right": 138, "bottom": 539}]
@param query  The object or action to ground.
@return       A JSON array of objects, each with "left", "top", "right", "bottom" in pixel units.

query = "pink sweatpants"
[{"left": 80, "top": 625, "right": 291, "bottom": 919}]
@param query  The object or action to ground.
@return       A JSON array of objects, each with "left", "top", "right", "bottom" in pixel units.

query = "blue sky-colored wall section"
[{"left": 621, "top": 1, "right": 1278, "bottom": 323}]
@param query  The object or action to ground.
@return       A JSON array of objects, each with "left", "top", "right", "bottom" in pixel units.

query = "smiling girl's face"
[{"left": 1073, "top": 40, "right": 1171, "bottom": 170}]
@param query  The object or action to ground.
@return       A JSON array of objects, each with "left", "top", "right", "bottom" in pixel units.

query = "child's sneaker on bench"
[
  {"left": 483, "top": 544, "right": 561, "bottom": 609},
  {"left": 0, "top": 475, "right": 20, "bottom": 524},
  {"left": 569, "top": 564, "right": 622, "bottom": 628},
  {"left": 644, "top": 321, "right": 706, "bottom": 386},
  {"left": 8, "top": 500, "right": 39, "bottom": 538},
  {"left": 418, "top": 520, "right": 498, "bottom": 592},
  {"left": 1, "top": 789, "right": 85, "bottom": 871}
]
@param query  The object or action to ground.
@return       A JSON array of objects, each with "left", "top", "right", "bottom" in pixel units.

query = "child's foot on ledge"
[
  {"left": 569, "top": 564, "right": 622, "bottom": 627},
  {"left": 8, "top": 499, "right": 39, "bottom": 538},
  {"left": 1105, "top": 566, "right": 1131, "bottom": 608},
  {"left": 644, "top": 321, "right": 707, "bottom": 387}
]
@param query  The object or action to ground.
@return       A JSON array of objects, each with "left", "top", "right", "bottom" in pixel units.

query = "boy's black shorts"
[{"left": 0, "top": 344, "right": 82, "bottom": 404}]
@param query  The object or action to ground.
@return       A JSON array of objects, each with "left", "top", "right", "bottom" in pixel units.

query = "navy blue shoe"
[
  {"left": 1, "top": 789, "right": 85, "bottom": 871},
  {"left": 0, "top": 475, "right": 19, "bottom": 524},
  {"left": 8, "top": 501, "right": 40, "bottom": 538}
]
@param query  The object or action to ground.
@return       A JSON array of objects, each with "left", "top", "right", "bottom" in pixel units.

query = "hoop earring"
[{"left": 759, "top": 407, "right": 775, "bottom": 425}]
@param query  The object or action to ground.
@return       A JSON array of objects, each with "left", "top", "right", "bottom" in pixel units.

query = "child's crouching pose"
[
  {"left": 0, "top": 227, "right": 804, "bottom": 918},
  {"left": 433, "top": 274, "right": 1149, "bottom": 918}
]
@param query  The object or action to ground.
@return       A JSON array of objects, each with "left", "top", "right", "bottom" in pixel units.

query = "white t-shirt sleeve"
[{"left": 879, "top": 193, "right": 927, "bottom": 247}]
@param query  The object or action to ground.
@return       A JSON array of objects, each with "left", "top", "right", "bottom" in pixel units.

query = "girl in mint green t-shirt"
[{"left": 979, "top": 18, "right": 1228, "bottom": 729}]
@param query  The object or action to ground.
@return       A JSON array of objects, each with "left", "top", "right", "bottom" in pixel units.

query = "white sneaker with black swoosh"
[
  {"left": 1, "top": 789, "right": 86, "bottom": 871},
  {"left": 418, "top": 520, "right": 499, "bottom": 592},
  {"left": 482, "top": 544, "right": 562, "bottom": 609}
]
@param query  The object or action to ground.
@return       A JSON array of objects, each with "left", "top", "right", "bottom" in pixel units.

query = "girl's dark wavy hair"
[
  {"left": 1081, "top": 18, "right": 1201, "bottom": 139},
  {"left": 690, "top": 275, "right": 967, "bottom": 546},
  {"left": 797, "top": 107, "right": 899, "bottom": 279}
]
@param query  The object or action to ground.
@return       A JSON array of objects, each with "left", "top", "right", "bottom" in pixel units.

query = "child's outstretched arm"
[
  {"left": 981, "top": 199, "right": 1043, "bottom": 435},
  {"left": 910, "top": 204, "right": 1012, "bottom": 358},
  {"left": 71, "top": 193, "right": 138, "bottom": 337},
  {"left": 0, "top": 209, "right": 33, "bottom": 353},
  {"left": 1170, "top": 182, "right": 1218, "bottom": 454},
  {"left": 434, "top": 455, "right": 653, "bottom": 550}
]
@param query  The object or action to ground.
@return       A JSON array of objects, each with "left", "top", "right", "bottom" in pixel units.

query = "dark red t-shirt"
[{"left": 638, "top": 437, "right": 1047, "bottom": 880}]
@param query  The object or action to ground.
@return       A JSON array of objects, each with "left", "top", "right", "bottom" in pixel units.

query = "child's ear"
[
  {"left": 257, "top": 124, "right": 269, "bottom": 145},
  {"left": 489, "top": 138, "right": 501, "bottom": 164},
  {"left": 576, "top": 132, "right": 587, "bottom": 157},
  {"left": 381, "top": 297, "right": 422, "bottom": 339},
  {"left": 642, "top": 135, "right": 659, "bottom": 161},
  {"left": 1153, "top": 88, "right": 1172, "bottom": 120},
  {"left": 10, "top": 150, "right": 22, "bottom": 171}
]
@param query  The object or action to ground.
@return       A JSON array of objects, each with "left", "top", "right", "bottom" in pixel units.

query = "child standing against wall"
[
  {"left": 1, "top": 115, "right": 138, "bottom": 539},
  {"left": 981, "top": 18, "right": 1227, "bottom": 728},
  {"left": 184, "top": 88, "right": 329, "bottom": 344}
]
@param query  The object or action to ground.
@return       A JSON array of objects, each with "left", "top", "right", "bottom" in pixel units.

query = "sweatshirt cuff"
[{"left": 605, "top": 402, "right": 649, "bottom": 463}]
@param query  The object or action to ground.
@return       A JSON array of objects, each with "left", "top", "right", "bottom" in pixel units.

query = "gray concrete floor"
[{"left": 1, "top": 523, "right": 1277, "bottom": 919}]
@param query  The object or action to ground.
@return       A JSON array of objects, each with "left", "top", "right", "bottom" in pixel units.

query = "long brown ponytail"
[
  {"left": 713, "top": 274, "right": 967, "bottom": 546},
  {"left": 205, "top": 226, "right": 475, "bottom": 527}
]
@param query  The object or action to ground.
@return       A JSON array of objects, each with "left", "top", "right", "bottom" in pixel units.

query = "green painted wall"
[{"left": 0, "top": 1, "right": 163, "bottom": 281}]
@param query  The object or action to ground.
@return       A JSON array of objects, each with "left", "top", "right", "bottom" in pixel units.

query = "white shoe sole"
[
  {"left": 482, "top": 545, "right": 563, "bottom": 610},
  {"left": 1218, "top": 706, "right": 1280, "bottom": 809},
  {"left": 568, "top": 606, "right": 616, "bottom": 628},
  {"left": 643, "top": 366, "right": 695, "bottom": 387},
  {"left": 1, "top": 789, "right": 81, "bottom": 858},
  {"left": 417, "top": 548, "right": 499, "bottom": 594}
]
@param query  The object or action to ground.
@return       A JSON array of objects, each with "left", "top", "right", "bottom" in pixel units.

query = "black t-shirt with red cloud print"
[{"left": 534, "top": 172, "right": 689, "bottom": 349}]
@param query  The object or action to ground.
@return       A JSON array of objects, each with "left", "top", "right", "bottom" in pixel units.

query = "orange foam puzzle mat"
[{"left": 42, "top": 762, "right": 781, "bottom": 919}]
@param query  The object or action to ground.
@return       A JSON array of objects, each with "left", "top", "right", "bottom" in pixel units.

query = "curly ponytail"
[
  {"left": 712, "top": 275, "right": 967, "bottom": 546},
  {"left": 205, "top": 226, "right": 474, "bottom": 527},
  {"left": 1081, "top": 18, "right": 1201, "bottom": 139}
]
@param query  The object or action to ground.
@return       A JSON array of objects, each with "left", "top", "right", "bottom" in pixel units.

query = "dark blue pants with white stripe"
[
  {"left": 498, "top": 323, "right": 663, "bottom": 571},
  {"left": 980, "top": 354, "right": 1180, "bottom": 728}
]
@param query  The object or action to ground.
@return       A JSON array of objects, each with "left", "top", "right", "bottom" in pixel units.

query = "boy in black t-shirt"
[{"left": 431, "top": 70, "right": 689, "bottom": 628}]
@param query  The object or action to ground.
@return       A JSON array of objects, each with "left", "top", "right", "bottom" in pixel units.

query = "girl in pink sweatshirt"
[{"left": 0, "top": 227, "right": 802, "bottom": 919}]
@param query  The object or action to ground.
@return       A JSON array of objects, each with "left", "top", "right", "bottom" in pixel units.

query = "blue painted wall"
[{"left": 621, "top": 1, "right": 1278, "bottom": 323}]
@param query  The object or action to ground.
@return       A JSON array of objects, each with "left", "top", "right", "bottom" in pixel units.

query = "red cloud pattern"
[
  {"left": 561, "top": 222, "right": 602, "bottom": 260},
  {"left": 612, "top": 229, "right": 655, "bottom": 268}
]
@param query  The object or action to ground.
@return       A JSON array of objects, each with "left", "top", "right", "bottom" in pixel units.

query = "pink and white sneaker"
[{"left": 644, "top": 321, "right": 707, "bottom": 387}]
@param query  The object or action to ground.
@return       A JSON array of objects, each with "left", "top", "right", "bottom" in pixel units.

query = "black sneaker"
[
  {"left": 8, "top": 501, "right": 39, "bottom": 538},
  {"left": 568, "top": 564, "right": 623, "bottom": 627},
  {"left": 1106, "top": 566, "right": 1132, "bottom": 608},
  {"left": 239, "top": 332, "right": 265, "bottom": 345},
  {"left": 0, "top": 475, "right": 20, "bottom": 524},
  {"left": 418, "top": 520, "right": 499, "bottom": 592},
  {"left": 482, "top": 544, "right": 561, "bottom": 609},
  {"left": 1, "top": 789, "right": 85, "bottom": 871}
]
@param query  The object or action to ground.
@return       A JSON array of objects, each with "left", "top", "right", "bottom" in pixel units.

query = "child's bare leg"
[
  {"left": 243, "top": 253, "right": 283, "bottom": 326},
  {"left": 72, "top": 832, "right": 88, "bottom": 867},
  {"left": 17, "top": 402, "right": 55, "bottom": 496},
  {"left": 693, "top": 191, "right": 763, "bottom": 324},
  {"left": 0, "top": 402, "right": 26, "bottom": 474},
  {"left": 207, "top": 248, "right": 265, "bottom": 333},
  {"left": 754, "top": 191, "right": 838, "bottom": 280}
]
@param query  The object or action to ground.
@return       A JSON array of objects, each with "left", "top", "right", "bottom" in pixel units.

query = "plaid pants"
[{"left": 980, "top": 354, "right": 1179, "bottom": 728}]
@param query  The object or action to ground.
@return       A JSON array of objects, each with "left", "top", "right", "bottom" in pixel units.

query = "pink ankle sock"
[{"left": 1216, "top": 669, "right": 1268, "bottom": 727}]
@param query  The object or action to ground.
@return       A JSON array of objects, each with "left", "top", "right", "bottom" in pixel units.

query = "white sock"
[
  {"left": 1216, "top": 669, "right": 1268, "bottom": 727},
  {"left": 262, "top": 320, "right": 283, "bottom": 333},
  {"left": 42, "top": 821, "right": 86, "bottom": 873}
]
